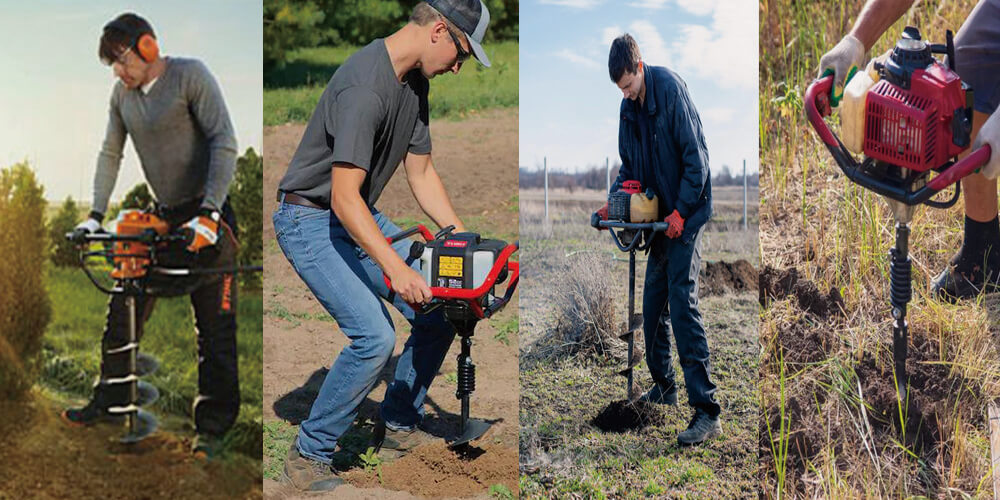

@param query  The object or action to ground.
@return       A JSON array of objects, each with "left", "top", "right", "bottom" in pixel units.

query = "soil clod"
[
  {"left": 700, "top": 259, "right": 758, "bottom": 296},
  {"left": 591, "top": 399, "right": 664, "bottom": 433},
  {"left": 759, "top": 266, "right": 844, "bottom": 318}
]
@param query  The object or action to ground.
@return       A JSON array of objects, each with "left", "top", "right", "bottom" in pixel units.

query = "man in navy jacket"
[{"left": 597, "top": 34, "right": 720, "bottom": 445}]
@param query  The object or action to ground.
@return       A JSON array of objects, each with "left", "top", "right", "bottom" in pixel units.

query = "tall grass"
[{"left": 760, "top": 0, "right": 1000, "bottom": 496}]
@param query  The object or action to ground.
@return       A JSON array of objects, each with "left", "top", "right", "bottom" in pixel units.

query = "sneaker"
[
  {"left": 677, "top": 409, "right": 722, "bottom": 446},
  {"left": 638, "top": 383, "right": 678, "bottom": 405},
  {"left": 192, "top": 433, "right": 224, "bottom": 460},
  {"left": 282, "top": 440, "right": 344, "bottom": 492},
  {"left": 60, "top": 400, "right": 124, "bottom": 427}
]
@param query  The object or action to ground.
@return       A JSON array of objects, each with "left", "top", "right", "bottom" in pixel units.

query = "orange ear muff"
[{"left": 136, "top": 33, "right": 159, "bottom": 62}]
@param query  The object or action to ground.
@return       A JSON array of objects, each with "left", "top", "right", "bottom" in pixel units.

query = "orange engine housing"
[{"left": 111, "top": 211, "right": 169, "bottom": 279}]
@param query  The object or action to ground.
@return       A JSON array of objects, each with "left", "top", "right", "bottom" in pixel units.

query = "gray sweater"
[{"left": 93, "top": 57, "right": 237, "bottom": 215}]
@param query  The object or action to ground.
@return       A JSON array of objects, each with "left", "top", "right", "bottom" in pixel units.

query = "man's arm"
[
  {"left": 187, "top": 60, "right": 239, "bottom": 211},
  {"left": 668, "top": 85, "right": 710, "bottom": 220},
  {"left": 331, "top": 164, "right": 432, "bottom": 304},
  {"left": 849, "top": 0, "right": 917, "bottom": 50},
  {"left": 403, "top": 152, "right": 465, "bottom": 232},
  {"left": 92, "top": 87, "right": 128, "bottom": 218}
]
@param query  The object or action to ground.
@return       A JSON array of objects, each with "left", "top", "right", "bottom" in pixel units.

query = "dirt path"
[
  {"left": 0, "top": 396, "right": 261, "bottom": 500},
  {"left": 262, "top": 109, "right": 519, "bottom": 499}
]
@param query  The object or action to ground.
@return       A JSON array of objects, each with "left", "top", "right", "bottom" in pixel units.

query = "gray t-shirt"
[
  {"left": 278, "top": 38, "right": 431, "bottom": 207},
  {"left": 93, "top": 57, "right": 238, "bottom": 215}
]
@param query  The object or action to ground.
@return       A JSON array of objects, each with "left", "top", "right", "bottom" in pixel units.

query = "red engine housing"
[{"left": 863, "top": 61, "right": 968, "bottom": 172}]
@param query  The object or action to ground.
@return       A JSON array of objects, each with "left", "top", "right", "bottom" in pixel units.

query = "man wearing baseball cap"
[{"left": 273, "top": 0, "right": 491, "bottom": 491}]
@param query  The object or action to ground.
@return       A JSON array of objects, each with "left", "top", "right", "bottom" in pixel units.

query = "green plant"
[
  {"left": 359, "top": 446, "right": 384, "bottom": 483},
  {"left": 489, "top": 484, "right": 513, "bottom": 499},
  {"left": 48, "top": 196, "right": 81, "bottom": 267}
]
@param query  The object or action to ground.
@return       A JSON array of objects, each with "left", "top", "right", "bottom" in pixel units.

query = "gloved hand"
[
  {"left": 817, "top": 34, "right": 865, "bottom": 105},
  {"left": 183, "top": 209, "right": 220, "bottom": 252},
  {"left": 664, "top": 210, "right": 684, "bottom": 239},
  {"left": 69, "top": 216, "right": 102, "bottom": 242},
  {"left": 974, "top": 109, "right": 1000, "bottom": 179},
  {"left": 590, "top": 203, "right": 609, "bottom": 231}
]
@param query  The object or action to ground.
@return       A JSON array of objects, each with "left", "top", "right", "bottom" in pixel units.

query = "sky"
[
  {"left": 0, "top": 0, "right": 263, "bottom": 203},
  {"left": 519, "top": 0, "right": 759, "bottom": 175}
]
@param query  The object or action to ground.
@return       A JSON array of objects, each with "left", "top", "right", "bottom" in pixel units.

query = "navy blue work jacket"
[{"left": 613, "top": 65, "right": 712, "bottom": 244}]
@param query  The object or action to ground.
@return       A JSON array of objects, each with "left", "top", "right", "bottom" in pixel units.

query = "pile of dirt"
[
  {"left": 0, "top": 397, "right": 261, "bottom": 499},
  {"left": 343, "top": 442, "right": 518, "bottom": 498},
  {"left": 591, "top": 399, "right": 664, "bottom": 433},
  {"left": 700, "top": 259, "right": 758, "bottom": 296},
  {"left": 759, "top": 266, "right": 845, "bottom": 318}
]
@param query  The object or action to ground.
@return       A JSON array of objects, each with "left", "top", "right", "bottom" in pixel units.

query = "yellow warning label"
[{"left": 438, "top": 256, "right": 464, "bottom": 277}]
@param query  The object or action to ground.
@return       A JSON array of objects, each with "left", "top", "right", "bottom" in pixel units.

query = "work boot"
[
  {"left": 638, "top": 383, "right": 677, "bottom": 405},
  {"left": 282, "top": 440, "right": 344, "bottom": 492},
  {"left": 192, "top": 433, "right": 224, "bottom": 460},
  {"left": 931, "top": 215, "right": 1000, "bottom": 301},
  {"left": 677, "top": 409, "right": 722, "bottom": 446},
  {"left": 373, "top": 420, "right": 437, "bottom": 460},
  {"left": 61, "top": 399, "right": 124, "bottom": 427}
]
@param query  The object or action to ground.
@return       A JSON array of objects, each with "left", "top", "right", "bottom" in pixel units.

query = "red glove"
[
  {"left": 664, "top": 210, "right": 684, "bottom": 239},
  {"left": 591, "top": 203, "right": 610, "bottom": 231}
]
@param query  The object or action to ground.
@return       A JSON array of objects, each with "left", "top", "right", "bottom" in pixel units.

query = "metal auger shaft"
[
  {"left": 890, "top": 223, "right": 911, "bottom": 402},
  {"left": 626, "top": 248, "right": 636, "bottom": 398}
]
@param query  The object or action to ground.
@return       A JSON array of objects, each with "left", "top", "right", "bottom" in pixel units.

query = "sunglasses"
[{"left": 446, "top": 28, "right": 472, "bottom": 64}]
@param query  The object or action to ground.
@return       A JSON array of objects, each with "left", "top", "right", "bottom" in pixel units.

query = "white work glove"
[
  {"left": 974, "top": 109, "right": 1000, "bottom": 179},
  {"left": 74, "top": 218, "right": 102, "bottom": 234},
  {"left": 817, "top": 34, "right": 865, "bottom": 106}
]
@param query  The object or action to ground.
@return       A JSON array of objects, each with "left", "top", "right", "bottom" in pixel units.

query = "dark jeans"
[
  {"left": 93, "top": 202, "right": 241, "bottom": 436},
  {"left": 642, "top": 226, "right": 721, "bottom": 417}
]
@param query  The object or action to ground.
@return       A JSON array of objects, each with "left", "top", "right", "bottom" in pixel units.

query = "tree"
[
  {"left": 0, "top": 162, "right": 52, "bottom": 399},
  {"left": 229, "top": 148, "right": 263, "bottom": 288},
  {"left": 49, "top": 196, "right": 81, "bottom": 267}
]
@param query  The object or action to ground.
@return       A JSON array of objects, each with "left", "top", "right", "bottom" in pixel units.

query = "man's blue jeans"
[{"left": 273, "top": 199, "right": 455, "bottom": 464}]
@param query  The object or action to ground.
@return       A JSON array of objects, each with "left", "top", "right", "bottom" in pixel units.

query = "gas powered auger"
[
  {"left": 805, "top": 26, "right": 992, "bottom": 402},
  {"left": 591, "top": 181, "right": 670, "bottom": 401},
  {"left": 384, "top": 225, "right": 519, "bottom": 448},
  {"left": 67, "top": 210, "right": 262, "bottom": 444}
]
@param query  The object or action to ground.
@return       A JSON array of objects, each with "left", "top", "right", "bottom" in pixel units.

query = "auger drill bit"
[
  {"left": 448, "top": 321, "right": 492, "bottom": 448},
  {"left": 889, "top": 223, "right": 911, "bottom": 403},
  {"left": 104, "top": 295, "right": 160, "bottom": 444},
  {"left": 617, "top": 240, "right": 643, "bottom": 402}
]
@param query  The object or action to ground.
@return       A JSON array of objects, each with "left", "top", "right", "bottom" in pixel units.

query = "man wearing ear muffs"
[{"left": 63, "top": 12, "right": 241, "bottom": 459}]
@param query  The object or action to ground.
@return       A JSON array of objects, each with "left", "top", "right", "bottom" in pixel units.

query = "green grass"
[
  {"left": 42, "top": 265, "right": 263, "bottom": 459},
  {"left": 264, "top": 41, "right": 518, "bottom": 126}
]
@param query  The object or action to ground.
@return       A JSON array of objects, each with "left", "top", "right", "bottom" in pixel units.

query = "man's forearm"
[
  {"left": 849, "top": 0, "right": 916, "bottom": 50},
  {"left": 332, "top": 187, "right": 409, "bottom": 276},
  {"left": 407, "top": 164, "right": 465, "bottom": 232}
]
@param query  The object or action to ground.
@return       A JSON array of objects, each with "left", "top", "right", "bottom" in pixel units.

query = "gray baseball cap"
[{"left": 427, "top": 0, "right": 491, "bottom": 67}]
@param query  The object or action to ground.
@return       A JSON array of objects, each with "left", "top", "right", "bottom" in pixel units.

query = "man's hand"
[
  {"left": 70, "top": 217, "right": 102, "bottom": 242},
  {"left": 591, "top": 203, "right": 609, "bottom": 231},
  {"left": 183, "top": 210, "right": 220, "bottom": 252},
  {"left": 818, "top": 34, "right": 865, "bottom": 103},
  {"left": 388, "top": 263, "right": 433, "bottom": 305},
  {"left": 974, "top": 110, "right": 1000, "bottom": 179},
  {"left": 664, "top": 210, "right": 684, "bottom": 239}
]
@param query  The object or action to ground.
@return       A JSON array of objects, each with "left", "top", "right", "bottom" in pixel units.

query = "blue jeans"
[{"left": 272, "top": 199, "right": 455, "bottom": 464}]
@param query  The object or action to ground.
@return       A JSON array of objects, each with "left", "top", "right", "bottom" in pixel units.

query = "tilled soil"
[
  {"left": 342, "top": 443, "right": 517, "bottom": 497},
  {"left": 0, "top": 397, "right": 262, "bottom": 500},
  {"left": 263, "top": 109, "right": 518, "bottom": 499},
  {"left": 759, "top": 265, "right": 845, "bottom": 318}
]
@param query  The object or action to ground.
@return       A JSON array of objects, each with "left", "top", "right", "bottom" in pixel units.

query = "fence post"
[
  {"left": 606, "top": 157, "right": 610, "bottom": 193},
  {"left": 544, "top": 157, "right": 549, "bottom": 224},
  {"left": 743, "top": 159, "right": 748, "bottom": 231}
]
